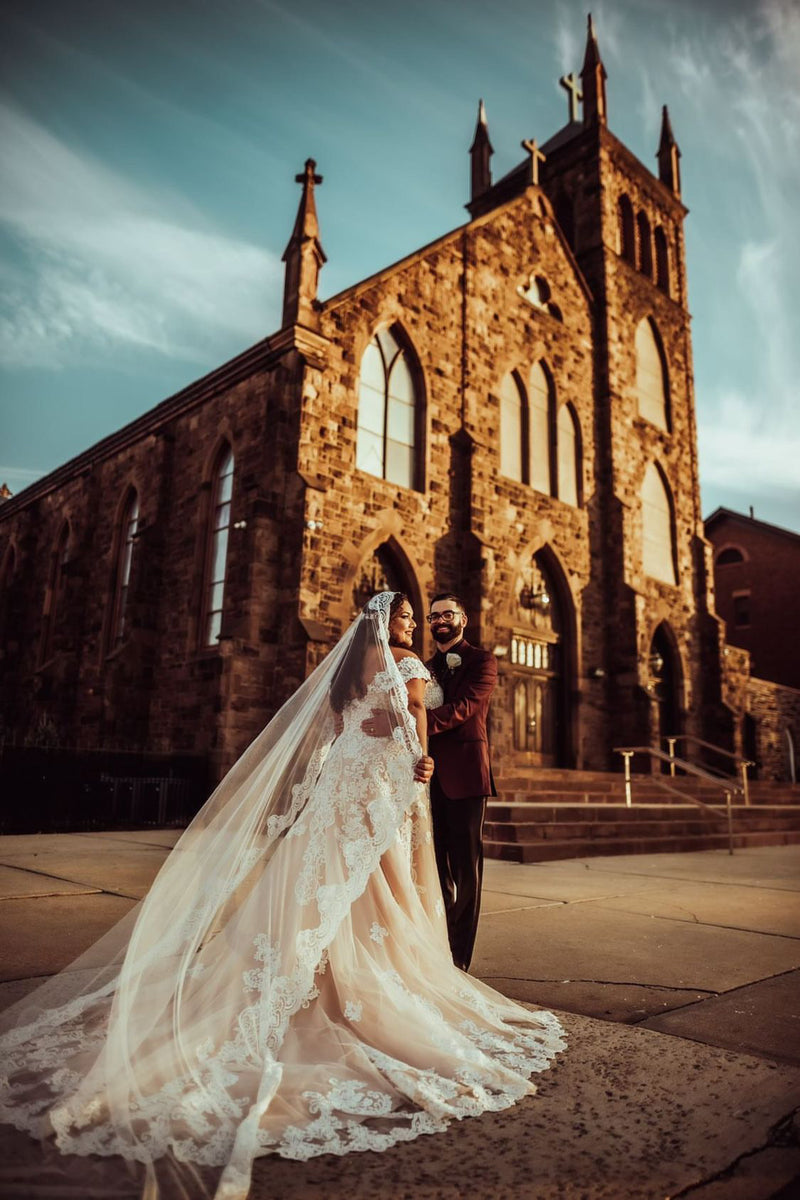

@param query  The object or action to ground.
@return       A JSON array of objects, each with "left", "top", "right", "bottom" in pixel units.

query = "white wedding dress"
[{"left": 0, "top": 594, "right": 565, "bottom": 1199}]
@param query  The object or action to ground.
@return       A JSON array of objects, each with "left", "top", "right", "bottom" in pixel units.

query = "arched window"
[
  {"left": 556, "top": 404, "right": 581, "bottom": 507},
  {"left": 715, "top": 546, "right": 745, "bottom": 566},
  {"left": 635, "top": 318, "right": 670, "bottom": 430},
  {"left": 637, "top": 211, "right": 653, "bottom": 278},
  {"left": 108, "top": 489, "right": 139, "bottom": 651},
  {"left": 40, "top": 523, "right": 69, "bottom": 664},
  {"left": 618, "top": 194, "right": 635, "bottom": 263},
  {"left": 641, "top": 463, "right": 677, "bottom": 585},
  {"left": 655, "top": 226, "right": 670, "bottom": 295},
  {"left": 203, "top": 445, "right": 234, "bottom": 647},
  {"left": 500, "top": 372, "right": 524, "bottom": 481},
  {"left": 528, "top": 362, "right": 552, "bottom": 495},
  {"left": 785, "top": 727, "right": 797, "bottom": 785},
  {"left": 356, "top": 327, "right": 421, "bottom": 490}
]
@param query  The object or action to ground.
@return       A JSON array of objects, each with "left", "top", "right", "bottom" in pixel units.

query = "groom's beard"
[{"left": 432, "top": 625, "right": 462, "bottom": 644}]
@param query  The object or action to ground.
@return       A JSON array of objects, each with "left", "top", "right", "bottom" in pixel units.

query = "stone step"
[
  {"left": 485, "top": 816, "right": 800, "bottom": 844},
  {"left": 494, "top": 783, "right": 800, "bottom": 806},
  {"left": 484, "top": 828, "right": 800, "bottom": 864},
  {"left": 487, "top": 800, "right": 800, "bottom": 820}
]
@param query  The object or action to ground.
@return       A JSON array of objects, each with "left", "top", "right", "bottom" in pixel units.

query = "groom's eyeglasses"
[{"left": 426, "top": 611, "right": 460, "bottom": 624}]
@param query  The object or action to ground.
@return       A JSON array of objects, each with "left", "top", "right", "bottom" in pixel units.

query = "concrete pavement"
[{"left": 0, "top": 832, "right": 798, "bottom": 1198}]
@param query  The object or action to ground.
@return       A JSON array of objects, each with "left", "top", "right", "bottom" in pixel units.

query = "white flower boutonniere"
[{"left": 445, "top": 652, "right": 462, "bottom": 671}]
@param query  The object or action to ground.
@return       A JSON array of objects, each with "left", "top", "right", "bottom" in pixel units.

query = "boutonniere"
[{"left": 445, "top": 652, "right": 462, "bottom": 671}]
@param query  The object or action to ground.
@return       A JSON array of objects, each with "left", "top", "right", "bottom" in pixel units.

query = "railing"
[
  {"left": 663, "top": 733, "right": 753, "bottom": 807},
  {"left": 614, "top": 745, "right": 742, "bottom": 855}
]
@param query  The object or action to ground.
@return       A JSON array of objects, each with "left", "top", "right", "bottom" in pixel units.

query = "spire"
[
  {"left": 469, "top": 99, "right": 493, "bottom": 200},
  {"left": 281, "top": 158, "right": 327, "bottom": 329},
  {"left": 580, "top": 13, "right": 607, "bottom": 127},
  {"left": 657, "top": 105, "right": 682, "bottom": 198}
]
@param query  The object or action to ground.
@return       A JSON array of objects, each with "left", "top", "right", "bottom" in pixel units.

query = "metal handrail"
[
  {"left": 614, "top": 745, "right": 742, "bottom": 856},
  {"left": 663, "top": 733, "right": 753, "bottom": 806}
]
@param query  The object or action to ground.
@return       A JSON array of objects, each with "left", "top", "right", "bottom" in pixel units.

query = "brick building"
[
  {"left": 0, "top": 18, "right": 794, "bottom": 791},
  {"left": 705, "top": 508, "right": 800, "bottom": 781}
]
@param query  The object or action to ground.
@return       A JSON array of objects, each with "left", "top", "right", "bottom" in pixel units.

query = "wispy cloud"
[
  {"left": 666, "top": 0, "right": 800, "bottom": 512},
  {"left": 0, "top": 465, "right": 46, "bottom": 497},
  {"left": 0, "top": 103, "right": 281, "bottom": 369}
]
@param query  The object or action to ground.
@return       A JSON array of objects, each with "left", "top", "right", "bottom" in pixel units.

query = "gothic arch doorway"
[
  {"left": 648, "top": 623, "right": 681, "bottom": 764},
  {"left": 510, "top": 549, "right": 573, "bottom": 767},
  {"left": 350, "top": 540, "right": 423, "bottom": 653}
]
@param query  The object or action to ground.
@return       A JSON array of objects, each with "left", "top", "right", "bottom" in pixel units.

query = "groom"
[{"left": 422, "top": 592, "right": 498, "bottom": 971}]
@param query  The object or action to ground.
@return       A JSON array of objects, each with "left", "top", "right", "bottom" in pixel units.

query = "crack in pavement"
[
  {"left": 666, "top": 1106, "right": 800, "bottom": 1198},
  {"left": 0, "top": 862, "right": 142, "bottom": 903},
  {"left": 574, "top": 860, "right": 800, "bottom": 895},
  {"left": 478, "top": 975, "right": 719, "bottom": 995}
]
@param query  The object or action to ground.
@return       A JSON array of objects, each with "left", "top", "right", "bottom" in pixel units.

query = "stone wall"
[{"left": 747, "top": 677, "right": 800, "bottom": 782}]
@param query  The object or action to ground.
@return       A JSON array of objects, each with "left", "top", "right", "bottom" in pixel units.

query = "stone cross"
[
  {"left": 521, "top": 139, "right": 546, "bottom": 186},
  {"left": 296, "top": 158, "right": 323, "bottom": 188},
  {"left": 559, "top": 72, "right": 583, "bottom": 123}
]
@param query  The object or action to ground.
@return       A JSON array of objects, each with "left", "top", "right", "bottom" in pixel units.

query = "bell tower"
[{"left": 535, "top": 15, "right": 713, "bottom": 757}]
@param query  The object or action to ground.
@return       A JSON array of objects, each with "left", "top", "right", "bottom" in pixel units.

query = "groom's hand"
[
  {"left": 414, "top": 755, "right": 434, "bottom": 783},
  {"left": 361, "top": 708, "right": 394, "bottom": 738}
]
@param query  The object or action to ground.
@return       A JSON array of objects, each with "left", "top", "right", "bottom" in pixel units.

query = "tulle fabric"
[{"left": 0, "top": 593, "right": 565, "bottom": 1199}]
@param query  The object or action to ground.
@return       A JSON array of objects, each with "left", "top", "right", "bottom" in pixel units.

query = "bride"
[{"left": 0, "top": 592, "right": 565, "bottom": 1199}]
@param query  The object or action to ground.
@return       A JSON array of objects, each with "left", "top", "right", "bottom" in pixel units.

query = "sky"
[{"left": 1, "top": 0, "right": 798, "bottom": 532}]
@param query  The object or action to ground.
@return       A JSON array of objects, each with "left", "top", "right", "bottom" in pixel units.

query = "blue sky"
[{"left": 1, "top": 0, "right": 798, "bottom": 532}]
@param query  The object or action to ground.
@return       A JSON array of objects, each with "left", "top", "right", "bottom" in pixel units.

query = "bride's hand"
[{"left": 414, "top": 755, "right": 434, "bottom": 783}]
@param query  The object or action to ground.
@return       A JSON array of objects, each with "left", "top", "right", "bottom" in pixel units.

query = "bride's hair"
[{"left": 329, "top": 592, "right": 409, "bottom": 713}]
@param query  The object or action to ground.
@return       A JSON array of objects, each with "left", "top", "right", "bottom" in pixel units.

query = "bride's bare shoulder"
[{"left": 389, "top": 647, "right": 420, "bottom": 664}]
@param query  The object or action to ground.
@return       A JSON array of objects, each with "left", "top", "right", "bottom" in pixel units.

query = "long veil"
[{"left": 0, "top": 593, "right": 426, "bottom": 1198}]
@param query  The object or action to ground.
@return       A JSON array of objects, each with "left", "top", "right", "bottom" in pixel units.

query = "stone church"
[{"left": 1, "top": 17, "right": 795, "bottom": 794}]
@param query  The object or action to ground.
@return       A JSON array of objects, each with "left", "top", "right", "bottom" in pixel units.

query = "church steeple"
[
  {"left": 580, "top": 13, "right": 607, "bottom": 127},
  {"left": 282, "top": 158, "right": 327, "bottom": 330},
  {"left": 469, "top": 99, "right": 493, "bottom": 200},
  {"left": 657, "top": 105, "right": 682, "bottom": 198}
]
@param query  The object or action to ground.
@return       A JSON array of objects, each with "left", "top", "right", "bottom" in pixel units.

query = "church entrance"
[
  {"left": 649, "top": 624, "right": 681, "bottom": 767},
  {"left": 510, "top": 552, "right": 568, "bottom": 767}
]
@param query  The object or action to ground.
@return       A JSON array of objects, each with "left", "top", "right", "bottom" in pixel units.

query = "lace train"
[{"left": 0, "top": 634, "right": 566, "bottom": 1199}]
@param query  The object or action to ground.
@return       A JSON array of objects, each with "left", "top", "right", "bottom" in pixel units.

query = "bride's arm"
[{"left": 404, "top": 674, "right": 428, "bottom": 754}]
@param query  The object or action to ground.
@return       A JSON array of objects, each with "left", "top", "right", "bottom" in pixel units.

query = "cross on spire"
[
  {"left": 521, "top": 139, "right": 546, "bottom": 186},
  {"left": 295, "top": 159, "right": 323, "bottom": 189},
  {"left": 281, "top": 157, "right": 326, "bottom": 329},
  {"left": 559, "top": 72, "right": 583, "bottom": 123}
]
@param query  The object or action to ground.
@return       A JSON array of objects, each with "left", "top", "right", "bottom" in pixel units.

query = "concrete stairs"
[{"left": 485, "top": 769, "right": 800, "bottom": 863}]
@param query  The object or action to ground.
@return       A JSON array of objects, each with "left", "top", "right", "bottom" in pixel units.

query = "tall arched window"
[
  {"left": 499, "top": 372, "right": 524, "bottom": 481},
  {"left": 528, "top": 362, "right": 552, "bottom": 495},
  {"left": 637, "top": 211, "right": 653, "bottom": 278},
  {"left": 356, "top": 327, "right": 421, "bottom": 490},
  {"left": 618, "top": 194, "right": 635, "bottom": 263},
  {"left": 557, "top": 404, "right": 581, "bottom": 507},
  {"left": 655, "top": 226, "right": 670, "bottom": 295},
  {"left": 641, "top": 463, "right": 677, "bottom": 584},
  {"left": 108, "top": 489, "right": 139, "bottom": 650},
  {"left": 204, "top": 445, "right": 234, "bottom": 647},
  {"left": 635, "top": 318, "right": 670, "bottom": 430},
  {"left": 40, "top": 523, "right": 69, "bottom": 664}
]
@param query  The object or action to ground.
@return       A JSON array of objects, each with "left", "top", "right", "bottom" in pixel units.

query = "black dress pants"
[{"left": 430, "top": 777, "right": 487, "bottom": 971}]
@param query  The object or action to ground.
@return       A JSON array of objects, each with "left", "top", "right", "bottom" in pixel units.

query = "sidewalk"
[{"left": 1, "top": 832, "right": 799, "bottom": 1199}]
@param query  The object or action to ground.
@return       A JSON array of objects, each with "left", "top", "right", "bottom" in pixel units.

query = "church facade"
[{"left": 1, "top": 19, "right": 792, "bottom": 787}]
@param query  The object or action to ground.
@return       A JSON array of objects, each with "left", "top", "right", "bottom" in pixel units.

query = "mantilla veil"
[{"left": 0, "top": 593, "right": 565, "bottom": 1199}]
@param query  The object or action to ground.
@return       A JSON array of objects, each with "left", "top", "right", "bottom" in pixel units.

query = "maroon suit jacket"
[{"left": 426, "top": 638, "right": 498, "bottom": 800}]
